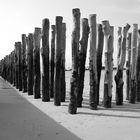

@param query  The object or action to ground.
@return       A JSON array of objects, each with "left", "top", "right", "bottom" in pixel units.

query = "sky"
[{"left": 0, "top": 0, "right": 140, "bottom": 67}]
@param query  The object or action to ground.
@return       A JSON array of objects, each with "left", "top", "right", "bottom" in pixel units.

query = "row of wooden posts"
[{"left": 0, "top": 8, "right": 140, "bottom": 114}]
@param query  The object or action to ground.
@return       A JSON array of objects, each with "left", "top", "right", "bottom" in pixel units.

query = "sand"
[{"left": 8, "top": 70, "right": 140, "bottom": 140}]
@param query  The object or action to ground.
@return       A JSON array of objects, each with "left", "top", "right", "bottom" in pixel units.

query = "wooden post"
[
  {"left": 9, "top": 52, "right": 13, "bottom": 84},
  {"left": 117, "top": 27, "right": 122, "bottom": 65},
  {"left": 77, "top": 18, "right": 89, "bottom": 107},
  {"left": 54, "top": 16, "right": 63, "bottom": 106},
  {"left": 22, "top": 34, "right": 27, "bottom": 92},
  {"left": 17, "top": 42, "right": 22, "bottom": 91},
  {"left": 68, "top": 8, "right": 80, "bottom": 114},
  {"left": 27, "top": 33, "right": 34, "bottom": 95},
  {"left": 115, "top": 24, "right": 130, "bottom": 105},
  {"left": 130, "top": 24, "right": 138, "bottom": 103},
  {"left": 13, "top": 50, "right": 16, "bottom": 86},
  {"left": 109, "top": 26, "right": 114, "bottom": 103},
  {"left": 11, "top": 50, "right": 15, "bottom": 85},
  {"left": 33, "top": 28, "right": 41, "bottom": 99},
  {"left": 50, "top": 25, "right": 55, "bottom": 98},
  {"left": 60, "top": 23, "right": 66, "bottom": 102},
  {"left": 41, "top": 19, "right": 50, "bottom": 101},
  {"left": 96, "top": 24, "right": 104, "bottom": 105},
  {"left": 89, "top": 14, "right": 98, "bottom": 110},
  {"left": 136, "top": 30, "right": 140, "bottom": 102},
  {"left": 126, "top": 33, "right": 131, "bottom": 100},
  {"left": 102, "top": 20, "right": 112, "bottom": 108},
  {"left": 15, "top": 42, "right": 19, "bottom": 89}
]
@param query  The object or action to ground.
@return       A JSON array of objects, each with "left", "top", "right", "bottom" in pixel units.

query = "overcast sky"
[{"left": 0, "top": 0, "right": 140, "bottom": 67}]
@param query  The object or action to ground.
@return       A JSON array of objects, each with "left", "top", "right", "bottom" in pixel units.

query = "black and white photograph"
[{"left": 0, "top": 0, "right": 140, "bottom": 139}]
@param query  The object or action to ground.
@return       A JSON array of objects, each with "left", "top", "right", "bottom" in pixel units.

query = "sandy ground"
[
  {"left": 13, "top": 86, "right": 140, "bottom": 140},
  {"left": 3, "top": 70, "right": 140, "bottom": 140}
]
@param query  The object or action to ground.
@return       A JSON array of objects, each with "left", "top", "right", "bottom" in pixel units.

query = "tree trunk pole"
[
  {"left": 17, "top": 42, "right": 22, "bottom": 91},
  {"left": 117, "top": 27, "right": 122, "bottom": 65},
  {"left": 9, "top": 52, "right": 13, "bottom": 84},
  {"left": 130, "top": 24, "right": 138, "bottom": 103},
  {"left": 13, "top": 50, "right": 16, "bottom": 86},
  {"left": 109, "top": 26, "right": 114, "bottom": 103},
  {"left": 54, "top": 16, "right": 63, "bottom": 106},
  {"left": 50, "top": 25, "right": 55, "bottom": 98},
  {"left": 15, "top": 42, "right": 19, "bottom": 89},
  {"left": 33, "top": 28, "right": 41, "bottom": 99},
  {"left": 126, "top": 33, "right": 131, "bottom": 100},
  {"left": 27, "top": 34, "right": 34, "bottom": 95},
  {"left": 77, "top": 18, "right": 89, "bottom": 107},
  {"left": 68, "top": 8, "right": 80, "bottom": 114},
  {"left": 115, "top": 24, "right": 130, "bottom": 105},
  {"left": 41, "top": 19, "right": 50, "bottom": 101},
  {"left": 102, "top": 20, "right": 112, "bottom": 108},
  {"left": 89, "top": 14, "right": 98, "bottom": 110},
  {"left": 11, "top": 51, "right": 15, "bottom": 85},
  {"left": 22, "top": 34, "right": 27, "bottom": 92},
  {"left": 61, "top": 23, "right": 66, "bottom": 102},
  {"left": 136, "top": 30, "right": 140, "bottom": 102},
  {"left": 96, "top": 24, "right": 104, "bottom": 105}
]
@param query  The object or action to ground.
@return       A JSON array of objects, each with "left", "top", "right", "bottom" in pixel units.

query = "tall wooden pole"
[
  {"left": 54, "top": 16, "right": 63, "bottom": 106},
  {"left": 96, "top": 24, "right": 104, "bottom": 105},
  {"left": 130, "top": 24, "right": 138, "bottom": 103},
  {"left": 136, "top": 30, "right": 140, "bottom": 102},
  {"left": 68, "top": 8, "right": 80, "bottom": 114},
  {"left": 102, "top": 20, "right": 112, "bottom": 108},
  {"left": 27, "top": 33, "right": 34, "bottom": 95},
  {"left": 15, "top": 42, "right": 19, "bottom": 89},
  {"left": 13, "top": 50, "right": 16, "bottom": 86},
  {"left": 115, "top": 24, "right": 130, "bottom": 105},
  {"left": 17, "top": 42, "right": 22, "bottom": 91},
  {"left": 22, "top": 34, "right": 27, "bottom": 92},
  {"left": 41, "top": 19, "right": 50, "bottom": 101},
  {"left": 33, "top": 28, "right": 41, "bottom": 99},
  {"left": 77, "top": 18, "right": 89, "bottom": 107},
  {"left": 109, "top": 26, "right": 114, "bottom": 103},
  {"left": 89, "top": 14, "right": 98, "bottom": 110},
  {"left": 126, "top": 33, "right": 131, "bottom": 100},
  {"left": 50, "top": 25, "right": 55, "bottom": 98},
  {"left": 117, "top": 27, "right": 122, "bottom": 66},
  {"left": 61, "top": 23, "right": 66, "bottom": 102}
]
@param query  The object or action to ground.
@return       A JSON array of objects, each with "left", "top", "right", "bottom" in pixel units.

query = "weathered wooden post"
[
  {"left": 22, "top": 34, "right": 27, "bottom": 92},
  {"left": 77, "top": 18, "right": 89, "bottom": 107},
  {"left": 27, "top": 33, "right": 34, "bottom": 95},
  {"left": 130, "top": 24, "right": 138, "bottom": 103},
  {"left": 11, "top": 51, "right": 15, "bottom": 85},
  {"left": 89, "top": 14, "right": 98, "bottom": 110},
  {"left": 96, "top": 24, "right": 104, "bottom": 105},
  {"left": 136, "top": 30, "right": 140, "bottom": 102},
  {"left": 15, "top": 42, "right": 19, "bottom": 89},
  {"left": 33, "top": 28, "right": 41, "bottom": 99},
  {"left": 50, "top": 25, "right": 55, "bottom": 98},
  {"left": 102, "top": 20, "right": 113, "bottom": 108},
  {"left": 13, "top": 50, "right": 16, "bottom": 86},
  {"left": 54, "top": 16, "right": 63, "bottom": 106},
  {"left": 9, "top": 52, "right": 13, "bottom": 84},
  {"left": 126, "top": 33, "right": 131, "bottom": 100},
  {"left": 115, "top": 24, "right": 130, "bottom": 105},
  {"left": 41, "top": 19, "right": 50, "bottom": 101},
  {"left": 117, "top": 27, "right": 122, "bottom": 65},
  {"left": 68, "top": 8, "right": 80, "bottom": 114},
  {"left": 17, "top": 42, "right": 22, "bottom": 91},
  {"left": 61, "top": 23, "right": 66, "bottom": 102},
  {"left": 109, "top": 26, "right": 114, "bottom": 102}
]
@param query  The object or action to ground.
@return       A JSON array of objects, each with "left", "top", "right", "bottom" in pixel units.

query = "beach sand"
[{"left": 13, "top": 70, "right": 140, "bottom": 140}]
